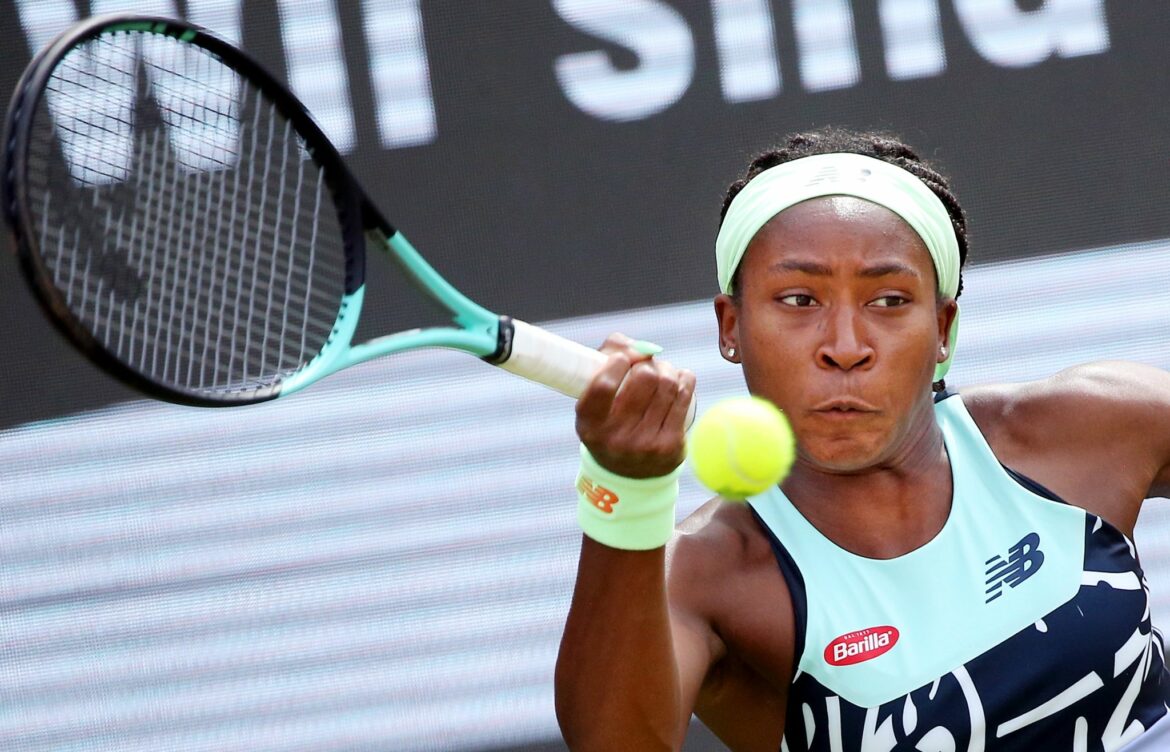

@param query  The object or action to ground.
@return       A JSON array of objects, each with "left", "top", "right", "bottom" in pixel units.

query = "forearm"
[{"left": 555, "top": 537, "right": 683, "bottom": 751}]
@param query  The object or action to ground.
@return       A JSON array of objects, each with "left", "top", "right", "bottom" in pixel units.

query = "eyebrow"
[{"left": 768, "top": 259, "right": 922, "bottom": 279}]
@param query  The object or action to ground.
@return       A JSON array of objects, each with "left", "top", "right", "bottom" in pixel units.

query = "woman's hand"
[{"left": 575, "top": 333, "right": 696, "bottom": 479}]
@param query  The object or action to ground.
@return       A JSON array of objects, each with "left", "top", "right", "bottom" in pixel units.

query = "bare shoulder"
[
  {"left": 962, "top": 361, "right": 1170, "bottom": 448},
  {"left": 960, "top": 361, "right": 1170, "bottom": 531}
]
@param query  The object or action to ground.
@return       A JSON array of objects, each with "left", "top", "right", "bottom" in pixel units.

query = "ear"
[
  {"left": 936, "top": 297, "right": 959, "bottom": 362},
  {"left": 714, "top": 293, "right": 740, "bottom": 363}
]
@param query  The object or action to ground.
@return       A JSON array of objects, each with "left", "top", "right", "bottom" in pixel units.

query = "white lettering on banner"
[
  {"left": 90, "top": 0, "right": 176, "bottom": 19},
  {"left": 14, "top": 0, "right": 1117, "bottom": 148},
  {"left": 15, "top": 0, "right": 78, "bottom": 56},
  {"left": 186, "top": 0, "right": 243, "bottom": 45},
  {"left": 792, "top": 0, "right": 860, "bottom": 92},
  {"left": 880, "top": 0, "right": 946, "bottom": 80},
  {"left": 16, "top": 0, "right": 243, "bottom": 185},
  {"left": 953, "top": 0, "right": 1110, "bottom": 68},
  {"left": 552, "top": 0, "right": 1110, "bottom": 121},
  {"left": 552, "top": 0, "right": 695, "bottom": 122},
  {"left": 276, "top": 0, "right": 355, "bottom": 153},
  {"left": 362, "top": 0, "right": 436, "bottom": 148},
  {"left": 711, "top": 0, "right": 782, "bottom": 102}
]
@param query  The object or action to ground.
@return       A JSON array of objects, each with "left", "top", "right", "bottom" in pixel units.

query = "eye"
[
  {"left": 870, "top": 294, "right": 909, "bottom": 308},
  {"left": 778, "top": 294, "right": 818, "bottom": 307}
]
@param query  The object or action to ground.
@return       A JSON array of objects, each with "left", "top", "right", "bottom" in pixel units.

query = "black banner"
[{"left": 2, "top": 1, "right": 1167, "bottom": 427}]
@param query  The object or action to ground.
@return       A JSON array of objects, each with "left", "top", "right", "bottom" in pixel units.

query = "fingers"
[
  {"left": 612, "top": 358, "right": 678, "bottom": 435},
  {"left": 575, "top": 349, "right": 637, "bottom": 434},
  {"left": 576, "top": 334, "right": 659, "bottom": 429},
  {"left": 663, "top": 368, "right": 697, "bottom": 434},
  {"left": 576, "top": 334, "right": 694, "bottom": 478},
  {"left": 598, "top": 332, "right": 649, "bottom": 357}
]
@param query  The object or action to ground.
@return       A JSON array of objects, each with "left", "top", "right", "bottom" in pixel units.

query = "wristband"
[{"left": 576, "top": 444, "right": 681, "bottom": 550}]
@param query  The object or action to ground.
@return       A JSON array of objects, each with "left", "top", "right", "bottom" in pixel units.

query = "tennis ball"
[{"left": 688, "top": 396, "right": 795, "bottom": 500}]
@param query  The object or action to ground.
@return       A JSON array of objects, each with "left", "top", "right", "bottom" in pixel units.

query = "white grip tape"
[
  {"left": 497, "top": 319, "right": 606, "bottom": 397},
  {"left": 497, "top": 319, "right": 696, "bottom": 426}
]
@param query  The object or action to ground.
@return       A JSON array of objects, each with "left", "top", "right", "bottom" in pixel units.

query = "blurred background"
[{"left": 1, "top": 1, "right": 1168, "bottom": 750}]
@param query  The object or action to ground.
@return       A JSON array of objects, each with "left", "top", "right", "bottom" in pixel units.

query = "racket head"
[{"left": 2, "top": 14, "right": 369, "bottom": 406}]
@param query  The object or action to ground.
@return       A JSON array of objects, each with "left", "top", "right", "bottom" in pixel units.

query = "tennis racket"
[{"left": 1, "top": 13, "right": 694, "bottom": 421}]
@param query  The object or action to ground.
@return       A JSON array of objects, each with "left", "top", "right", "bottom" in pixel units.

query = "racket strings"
[{"left": 25, "top": 30, "right": 348, "bottom": 398}]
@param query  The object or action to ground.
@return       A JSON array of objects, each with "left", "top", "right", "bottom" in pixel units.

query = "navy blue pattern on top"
[{"left": 756, "top": 510, "right": 1170, "bottom": 751}]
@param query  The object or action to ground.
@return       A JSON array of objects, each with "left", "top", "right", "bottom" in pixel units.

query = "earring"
[
  {"left": 940, "top": 345, "right": 948, "bottom": 358},
  {"left": 727, "top": 347, "right": 737, "bottom": 358}
]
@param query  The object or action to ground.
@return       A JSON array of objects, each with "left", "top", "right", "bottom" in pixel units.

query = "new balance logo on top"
[{"left": 985, "top": 532, "right": 1045, "bottom": 603}]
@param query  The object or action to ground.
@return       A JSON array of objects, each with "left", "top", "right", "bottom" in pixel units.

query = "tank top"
[{"left": 747, "top": 393, "right": 1170, "bottom": 751}]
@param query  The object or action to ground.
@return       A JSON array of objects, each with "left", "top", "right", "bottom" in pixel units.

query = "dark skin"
[{"left": 554, "top": 197, "right": 1170, "bottom": 751}]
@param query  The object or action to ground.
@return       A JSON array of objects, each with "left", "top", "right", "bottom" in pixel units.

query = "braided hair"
[{"left": 720, "top": 127, "right": 969, "bottom": 391}]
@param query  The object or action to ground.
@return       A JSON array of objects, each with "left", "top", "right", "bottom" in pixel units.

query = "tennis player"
[{"left": 555, "top": 128, "right": 1170, "bottom": 751}]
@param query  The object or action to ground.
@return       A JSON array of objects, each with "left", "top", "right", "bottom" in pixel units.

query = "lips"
[{"left": 811, "top": 397, "right": 879, "bottom": 414}]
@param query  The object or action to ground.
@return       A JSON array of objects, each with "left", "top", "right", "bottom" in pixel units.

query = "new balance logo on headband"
[{"left": 985, "top": 532, "right": 1045, "bottom": 603}]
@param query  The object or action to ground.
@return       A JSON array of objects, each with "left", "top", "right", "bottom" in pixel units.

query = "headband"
[{"left": 715, "top": 152, "right": 961, "bottom": 380}]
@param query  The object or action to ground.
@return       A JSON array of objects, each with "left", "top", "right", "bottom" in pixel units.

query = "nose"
[{"left": 816, "top": 307, "right": 874, "bottom": 372}]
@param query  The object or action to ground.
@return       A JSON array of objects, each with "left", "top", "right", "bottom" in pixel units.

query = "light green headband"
[{"left": 715, "top": 152, "right": 961, "bottom": 381}]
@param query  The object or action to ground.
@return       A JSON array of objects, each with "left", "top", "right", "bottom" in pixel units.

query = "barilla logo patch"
[
  {"left": 577, "top": 476, "right": 618, "bottom": 514},
  {"left": 824, "top": 626, "right": 899, "bottom": 666}
]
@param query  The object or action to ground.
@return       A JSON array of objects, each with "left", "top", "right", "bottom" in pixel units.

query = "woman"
[{"left": 555, "top": 128, "right": 1170, "bottom": 751}]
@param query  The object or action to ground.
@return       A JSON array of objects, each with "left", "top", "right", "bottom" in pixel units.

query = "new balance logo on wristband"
[
  {"left": 985, "top": 532, "right": 1045, "bottom": 603},
  {"left": 577, "top": 476, "right": 618, "bottom": 514}
]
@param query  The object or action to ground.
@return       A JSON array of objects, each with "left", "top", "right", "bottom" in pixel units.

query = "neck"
[{"left": 782, "top": 409, "right": 952, "bottom": 559}]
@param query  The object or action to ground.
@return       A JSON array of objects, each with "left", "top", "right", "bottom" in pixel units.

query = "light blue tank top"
[{"left": 748, "top": 393, "right": 1170, "bottom": 751}]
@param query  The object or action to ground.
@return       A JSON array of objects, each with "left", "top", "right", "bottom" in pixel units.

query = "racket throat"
[{"left": 482, "top": 315, "right": 517, "bottom": 366}]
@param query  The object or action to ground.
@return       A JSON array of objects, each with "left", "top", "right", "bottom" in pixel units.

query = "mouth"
[{"left": 811, "top": 397, "right": 879, "bottom": 415}]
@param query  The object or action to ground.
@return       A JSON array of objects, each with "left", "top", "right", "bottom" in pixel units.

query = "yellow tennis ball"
[{"left": 688, "top": 396, "right": 796, "bottom": 500}]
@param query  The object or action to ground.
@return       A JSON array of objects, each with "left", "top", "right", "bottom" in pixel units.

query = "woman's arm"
[{"left": 553, "top": 335, "right": 716, "bottom": 750}]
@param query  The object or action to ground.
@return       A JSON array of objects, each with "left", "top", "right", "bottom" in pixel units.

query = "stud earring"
[{"left": 727, "top": 347, "right": 737, "bottom": 358}]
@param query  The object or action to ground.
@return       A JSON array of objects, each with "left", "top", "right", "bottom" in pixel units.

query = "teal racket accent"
[
  {"left": 279, "top": 231, "right": 502, "bottom": 397},
  {"left": 377, "top": 229, "right": 502, "bottom": 352}
]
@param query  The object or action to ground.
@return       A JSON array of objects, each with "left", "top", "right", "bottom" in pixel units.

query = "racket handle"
[{"left": 493, "top": 318, "right": 697, "bottom": 427}]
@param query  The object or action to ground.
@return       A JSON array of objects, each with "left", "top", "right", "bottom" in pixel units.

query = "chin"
[{"left": 801, "top": 436, "right": 889, "bottom": 474}]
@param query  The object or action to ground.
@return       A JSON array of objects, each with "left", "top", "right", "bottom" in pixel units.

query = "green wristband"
[{"left": 576, "top": 444, "right": 681, "bottom": 551}]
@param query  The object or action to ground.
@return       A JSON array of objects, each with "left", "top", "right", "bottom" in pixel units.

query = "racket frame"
[
  {"left": 2, "top": 14, "right": 508, "bottom": 406},
  {"left": 4, "top": 14, "right": 677, "bottom": 419}
]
